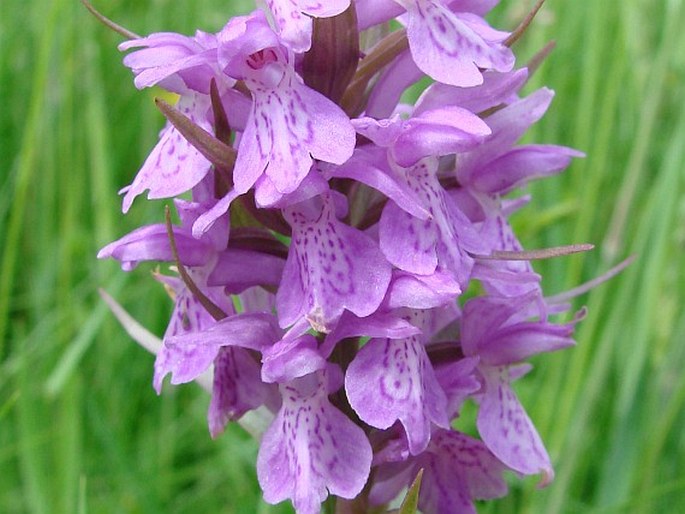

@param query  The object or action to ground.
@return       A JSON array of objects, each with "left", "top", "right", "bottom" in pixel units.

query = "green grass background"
[{"left": 1, "top": 0, "right": 683, "bottom": 512}]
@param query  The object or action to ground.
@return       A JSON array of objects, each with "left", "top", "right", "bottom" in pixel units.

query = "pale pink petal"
[
  {"left": 402, "top": 0, "right": 514, "bottom": 87},
  {"left": 208, "top": 346, "right": 278, "bottom": 437},
  {"left": 257, "top": 371, "right": 372, "bottom": 513},
  {"left": 380, "top": 200, "right": 439, "bottom": 274},
  {"left": 414, "top": 69, "right": 528, "bottom": 115},
  {"left": 419, "top": 430, "right": 509, "bottom": 512},
  {"left": 121, "top": 93, "right": 212, "bottom": 212},
  {"left": 277, "top": 195, "right": 391, "bottom": 330},
  {"left": 346, "top": 335, "right": 449, "bottom": 455},
  {"left": 385, "top": 269, "right": 462, "bottom": 309}
]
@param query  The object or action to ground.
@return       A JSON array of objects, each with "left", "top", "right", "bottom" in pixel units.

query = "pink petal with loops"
[
  {"left": 257, "top": 371, "right": 372, "bottom": 513},
  {"left": 277, "top": 195, "right": 391, "bottom": 330},
  {"left": 234, "top": 73, "right": 355, "bottom": 196},
  {"left": 346, "top": 335, "right": 449, "bottom": 455}
]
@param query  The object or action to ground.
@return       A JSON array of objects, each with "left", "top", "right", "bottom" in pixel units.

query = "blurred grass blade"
[
  {"left": 44, "top": 278, "right": 124, "bottom": 397},
  {"left": 0, "top": 1, "right": 61, "bottom": 355}
]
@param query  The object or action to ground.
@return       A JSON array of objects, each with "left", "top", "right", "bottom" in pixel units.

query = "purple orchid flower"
[
  {"left": 191, "top": 10, "right": 357, "bottom": 234},
  {"left": 276, "top": 192, "right": 392, "bottom": 332},
  {"left": 219, "top": 11, "right": 354, "bottom": 196},
  {"left": 258, "top": 368, "right": 373, "bottom": 514},
  {"left": 461, "top": 292, "right": 584, "bottom": 484},
  {"left": 161, "top": 310, "right": 282, "bottom": 435},
  {"left": 356, "top": 0, "right": 513, "bottom": 86},
  {"left": 117, "top": 30, "right": 229, "bottom": 211},
  {"left": 345, "top": 308, "right": 451, "bottom": 455},
  {"left": 398, "top": 0, "right": 515, "bottom": 87},
  {"left": 369, "top": 429, "right": 509, "bottom": 514}
]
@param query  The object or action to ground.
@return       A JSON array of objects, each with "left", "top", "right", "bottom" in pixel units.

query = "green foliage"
[{"left": 1, "top": 0, "right": 684, "bottom": 513}]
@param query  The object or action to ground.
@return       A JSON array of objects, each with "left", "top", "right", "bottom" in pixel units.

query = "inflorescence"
[{"left": 95, "top": 1, "right": 604, "bottom": 512}]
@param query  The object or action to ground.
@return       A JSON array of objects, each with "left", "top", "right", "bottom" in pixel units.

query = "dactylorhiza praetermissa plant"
[{"left": 96, "top": 1, "right": 596, "bottom": 512}]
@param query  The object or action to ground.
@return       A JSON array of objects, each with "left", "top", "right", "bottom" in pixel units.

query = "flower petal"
[
  {"left": 320, "top": 309, "right": 421, "bottom": 359},
  {"left": 261, "top": 333, "right": 327, "bottom": 383},
  {"left": 414, "top": 68, "right": 528, "bottom": 116},
  {"left": 418, "top": 430, "right": 509, "bottom": 512},
  {"left": 477, "top": 365, "right": 554, "bottom": 483},
  {"left": 208, "top": 249, "right": 285, "bottom": 293},
  {"left": 403, "top": 1, "right": 514, "bottom": 87},
  {"left": 97, "top": 224, "right": 212, "bottom": 270},
  {"left": 157, "top": 312, "right": 280, "bottom": 390},
  {"left": 208, "top": 346, "right": 278, "bottom": 437},
  {"left": 121, "top": 94, "right": 212, "bottom": 212},
  {"left": 257, "top": 371, "right": 372, "bottom": 513},
  {"left": 277, "top": 195, "right": 391, "bottom": 330},
  {"left": 385, "top": 269, "right": 462, "bottom": 309},
  {"left": 379, "top": 158, "right": 484, "bottom": 286},
  {"left": 346, "top": 335, "right": 449, "bottom": 454}
]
